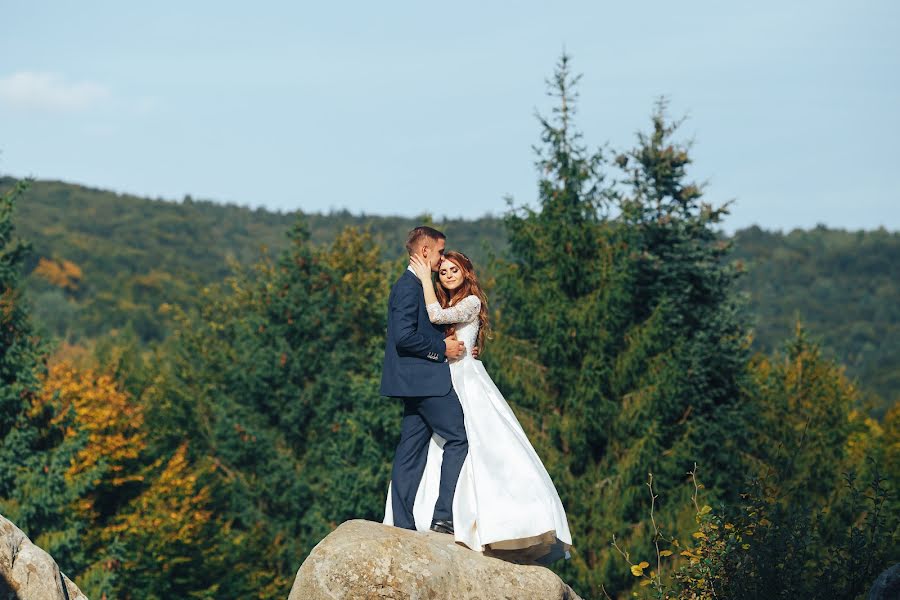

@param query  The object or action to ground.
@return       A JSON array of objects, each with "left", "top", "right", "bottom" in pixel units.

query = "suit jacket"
[{"left": 380, "top": 269, "right": 451, "bottom": 398}]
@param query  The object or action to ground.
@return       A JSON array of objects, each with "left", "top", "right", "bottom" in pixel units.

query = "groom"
[{"left": 380, "top": 226, "right": 468, "bottom": 535}]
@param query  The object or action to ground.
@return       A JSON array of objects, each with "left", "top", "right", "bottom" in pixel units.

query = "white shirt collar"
[{"left": 407, "top": 265, "right": 416, "bottom": 274}]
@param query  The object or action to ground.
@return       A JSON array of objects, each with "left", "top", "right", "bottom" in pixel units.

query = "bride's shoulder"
[
  {"left": 463, "top": 294, "right": 481, "bottom": 305},
  {"left": 449, "top": 294, "right": 481, "bottom": 307}
]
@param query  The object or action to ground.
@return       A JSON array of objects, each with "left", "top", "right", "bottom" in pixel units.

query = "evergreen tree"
[
  {"left": 613, "top": 97, "right": 753, "bottom": 496},
  {"left": 0, "top": 179, "right": 133, "bottom": 594},
  {"left": 138, "top": 221, "right": 395, "bottom": 597},
  {"left": 0, "top": 178, "right": 47, "bottom": 448},
  {"left": 492, "top": 56, "right": 753, "bottom": 597},
  {"left": 0, "top": 178, "right": 57, "bottom": 536},
  {"left": 670, "top": 325, "right": 895, "bottom": 599}
]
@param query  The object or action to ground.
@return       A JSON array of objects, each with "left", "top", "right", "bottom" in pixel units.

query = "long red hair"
[{"left": 435, "top": 251, "right": 491, "bottom": 352}]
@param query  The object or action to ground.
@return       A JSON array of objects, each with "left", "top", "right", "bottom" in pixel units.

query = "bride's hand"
[{"left": 409, "top": 254, "right": 432, "bottom": 282}]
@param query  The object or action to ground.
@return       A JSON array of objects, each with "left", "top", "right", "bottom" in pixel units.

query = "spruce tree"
[
  {"left": 0, "top": 179, "right": 46, "bottom": 441},
  {"left": 613, "top": 97, "right": 752, "bottom": 497},
  {"left": 492, "top": 54, "right": 632, "bottom": 593},
  {"left": 1, "top": 180, "right": 140, "bottom": 595},
  {"left": 0, "top": 178, "right": 55, "bottom": 532},
  {"left": 492, "top": 56, "right": 753, "bottom": 596},
  {"left": 140, "top": 221, "right": 395, "bottom": 597}
]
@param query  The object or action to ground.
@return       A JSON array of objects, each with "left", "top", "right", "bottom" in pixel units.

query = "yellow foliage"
[
  {"left": 37, "top": 362, "right": 145, "bottom": 491},
  {"left": 33, "top": 257, "right": 83, "bottom": 290},
  {"left": 746, "top": 329, "right": 869, "bottom": 511},
  {"left": 108, "top": 443, "right": 213, "bottom": 571}
]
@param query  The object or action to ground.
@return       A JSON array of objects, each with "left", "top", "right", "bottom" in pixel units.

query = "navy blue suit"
[
  {"left": 380, "top": 270, "right": 451, "bottom": 397},
  {"left": 381, "top": 269, "right": 468, "bottom": 529}
]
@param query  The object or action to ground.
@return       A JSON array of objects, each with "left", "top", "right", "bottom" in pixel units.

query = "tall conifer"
[{"left": 492, "top": 56, "right": 752, "bottom": 596}]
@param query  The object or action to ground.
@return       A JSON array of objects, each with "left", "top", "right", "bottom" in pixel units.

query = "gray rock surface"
[
  {"left": 0, "top": 514, "right": 88, "bottom": 600},
  {"left": 867, "top": 563, "right": 900, "bottom": 600},
  {"left": 288, "top": 519, "right": 581, "bottom": 600}
]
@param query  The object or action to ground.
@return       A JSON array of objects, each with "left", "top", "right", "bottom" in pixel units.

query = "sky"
[{"left": 1, "top": 1, "right": 897, "bottom": 233}]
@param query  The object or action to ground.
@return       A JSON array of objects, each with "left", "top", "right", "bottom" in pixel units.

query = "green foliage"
[
  {"left": 0, "top": 178, "right": 47, "bottom": 438},
  {"left": 127, "top": 222, "right": 398, "bottom": 597},
  {"left": 2, "top": 176, "right": 506, "bottom": 345},
  {"left": 0, "top": 178, "right": 63, "bottom": 555},
  {"left": 732, "top": 225, "right": 900, "bottom": 417},
  {"left": 718, "top": 327, "right": 896, "bottom": 598},
  {"left": 712, "top": 463, "right": 893, "bottom": 599},
  {"left": 3, "top": 176, "right": 896, "bottom": 415},
  {"left": 615, "top": 328, "right": 896, "bottom": 600},
  {"left": 0, "top": 181, "right": 130, "bottom": 592},
  {"left": 492, "top": 56, "right": 754, "bottom": 597}
]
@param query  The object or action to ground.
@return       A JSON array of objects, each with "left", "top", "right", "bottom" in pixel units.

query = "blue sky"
[{"left": 1, "top": 1, "right": 897, "bottom": 232}]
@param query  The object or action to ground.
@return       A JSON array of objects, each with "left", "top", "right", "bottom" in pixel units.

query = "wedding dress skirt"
[{"left": 384, "top": 355, "right": 572, "bottom": 564}]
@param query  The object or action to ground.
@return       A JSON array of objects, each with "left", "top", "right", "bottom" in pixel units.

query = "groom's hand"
[
  {"left": 444, "top": 335, "right": 465, "bottom": 359},
  {"left": 471, "top": 346, "right": 480, "bottom": 359}
]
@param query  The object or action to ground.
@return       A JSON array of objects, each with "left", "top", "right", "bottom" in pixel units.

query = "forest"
[
  {"left": 4, "top": 185, "right": 897, "bottom": 420},
  {"left": 1, "top": 56, "right": 897, "bottom": 599}
]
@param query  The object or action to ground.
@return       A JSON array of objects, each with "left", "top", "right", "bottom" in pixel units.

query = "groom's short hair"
[{"left": 405, "top": 226, "right": 446, "bottom": 255}]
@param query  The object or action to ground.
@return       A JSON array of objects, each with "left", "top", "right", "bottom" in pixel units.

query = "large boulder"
[
  {"left": 0, "top": 514, "right": 87, "bottom": 600},
  {"left": 289, "top": 519, "right": 581, "bottom": 600},
  {"left": 868, "top": 563, "right": 900, "bottom": 600}
]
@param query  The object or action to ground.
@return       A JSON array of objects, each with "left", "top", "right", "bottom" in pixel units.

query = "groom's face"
[{"left": 428, "top": 238, "right": 446, "bottom": 272}]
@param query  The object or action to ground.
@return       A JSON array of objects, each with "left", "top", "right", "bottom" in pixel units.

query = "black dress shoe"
[{"left": 430, "top": 519, "right": 454, "bottom": 535}]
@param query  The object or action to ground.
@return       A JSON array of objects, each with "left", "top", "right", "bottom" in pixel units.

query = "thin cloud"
[{"left": 0, "top": 71, "right": 110, "bottom": 112}]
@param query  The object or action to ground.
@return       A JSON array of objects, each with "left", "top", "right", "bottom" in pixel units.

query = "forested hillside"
[
  {"left": 0, "top": 56, "right": 896, "bottom": 599},
  {"left": 732, "top": 226, "right": 899, "bottom": 416},
  {"left": 2, "top": 178, "right": 896, "bottom": 416},
  {"left": 3, "top": 175, "right": 504, "bottom": 343}
]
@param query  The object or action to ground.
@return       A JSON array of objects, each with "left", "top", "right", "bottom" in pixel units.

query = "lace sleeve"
[{"left": 426, "top": 295, "right": 481, "bottom": 325}]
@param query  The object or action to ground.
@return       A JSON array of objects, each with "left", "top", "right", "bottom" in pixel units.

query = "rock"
[
  {"left": 868, "top": 563, "right": 900, "bottom": 600},
  {"left": 0, "top": 514, "right": 88, "bottom": 600},
  {"left": 288, "top": 519, "right": 581, "bottom": 600},
  {"left": 63, "top": 576, "right": 88, "bottom": 600}
]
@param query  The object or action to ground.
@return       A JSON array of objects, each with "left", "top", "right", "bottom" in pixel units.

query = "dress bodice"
[
  {"left": 426, "top": 295, "right": 481, "bottom": 360},
  {"left": 453, "top": 320, "right": 479, "bottom": 359}
]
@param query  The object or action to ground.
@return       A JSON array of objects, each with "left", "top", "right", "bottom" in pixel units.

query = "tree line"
[{"left": 4, "top": 179, "right": 897, "bottom": 418}]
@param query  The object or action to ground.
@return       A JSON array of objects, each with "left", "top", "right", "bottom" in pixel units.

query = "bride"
[{"left": 383, "top": 250, "right": 572, "bottom": 564}]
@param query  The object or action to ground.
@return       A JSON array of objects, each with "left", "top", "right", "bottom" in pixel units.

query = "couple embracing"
[{"left": 380, "top": 226, "right": 572, "bottom": 564}]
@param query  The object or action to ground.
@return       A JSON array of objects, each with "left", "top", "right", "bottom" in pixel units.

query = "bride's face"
[{"left": 438, "top": 259, "right": 464, "bottom": 291}]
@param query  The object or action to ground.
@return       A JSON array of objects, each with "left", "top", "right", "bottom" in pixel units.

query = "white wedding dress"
[{"left": 383, "top": 294, "right": 572, "bottom": 564}]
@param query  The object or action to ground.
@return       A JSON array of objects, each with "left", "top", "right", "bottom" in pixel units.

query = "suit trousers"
[{"left": 390, "top": 388, "right": 468, "bottom": 529}]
